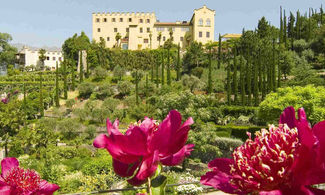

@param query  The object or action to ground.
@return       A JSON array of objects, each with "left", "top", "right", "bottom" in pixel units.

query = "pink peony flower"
[
  {"left": 0, "top": 157, "right": 59, "bottom": 195},
  {"left": 200, "top": 106, "right": 325, "bottom": 194},
  {"left": 93, "top": 110, "right": 194, "bottom": 186},
  {"left": 1, "top": 98, "right": 8, "bottom": 104}
]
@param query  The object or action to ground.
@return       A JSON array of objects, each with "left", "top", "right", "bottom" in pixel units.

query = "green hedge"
[{"left": 214, "top": 125, "right": 265, "bottom": 141}]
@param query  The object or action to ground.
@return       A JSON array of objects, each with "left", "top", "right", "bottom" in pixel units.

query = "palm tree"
[
  {"left": 157, "top": 32, "right": 162, "bottom": 48},
  {"left": 115, "top": 32, "right": 122, "bottom": 48}
]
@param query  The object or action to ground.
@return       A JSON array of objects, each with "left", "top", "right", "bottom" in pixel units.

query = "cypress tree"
[
  {"left": 226, "top": 59, "right": 231, "bottom": 105},
  {"left": 246, "top": 50, "right": 252, "bottom": 106},
  {"left": 308, "top": 8, "right": 311, "bottom": 42},
  {"left": 151, "top": 55, "right": 154, "bottom": 82},
  {"left": 240, "top": 57, "right": 246, "bottom": 106},
  {"left": 272, "top": 39, "right": 276, "bottom": 91},
  {"left": 296, "top": 11, "right": 301, "bottom": 39},
  {"left": 321, "top": 5, "right": 323, "bottom": 25},
  {"left": 161, "top": 50, "right": 165, "bottom": 86},
  {"left": 55, "top": 62, "right": 59, "bottom": 107},
  {"left": 71, "top": 62, "right": 76, "bottom": 91},
  {"left": 176, "top": 43, "right": 181, "bottom": 81},
  {"left": 156, "top": 52, "right": 159, "bottom": 87},
  {"left": 253, "top": 55, "right": 259, "bottom": 106},
  {"left": 233, "top": 46, "right": 238, "bottom": 104},
  {"left": 167, "top": 48, "right": 171, "bottom": 85},
  {"left": 218, "top": 34, "right": 222, "bottom": 69},
  {"left": 145, "top": 73, "right": 149, "bottom": 99},
  {"left": 135, "top": 70, "right": 139, "bottom": 105},
  {"left": 279, "top": 6, "right": 283, "bottom": 43},
  {"left": 63, "top": 60, "right": 68, "bottom": 99},
  {"left": 39, "top": 72, "right": 44, "bottom": 117},
  {"left": 277, "top": 48, "right": 281, "bottom": 88},
  {"left": 208, "top": 45, "right": 212, "bottom": 94},
  {"left": 79, "top": 51, "right": 83, "bottom": 83},
  {"left": 283, "top": 10, "right": 287, "bottom": 48}
]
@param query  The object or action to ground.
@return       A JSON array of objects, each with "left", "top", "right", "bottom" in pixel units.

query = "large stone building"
[
  {"left": 16, "top": 46, "right": 63, "bottom": 70},
  {"left": 92, "top": 5, "right": 215, "bottom": 50}
]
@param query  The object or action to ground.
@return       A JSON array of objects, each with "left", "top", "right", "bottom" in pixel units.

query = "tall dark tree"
[
  {"left": 218, "top": 34, "right": 222, "bottom": 69},
  {"left": 272, "top": 39, "right": 276, "bottom": 92},
  {"left": 233, "top": 46, "right": 238, "bottom": 104},
  {"left": 246, "top": 50, "right": 252, "bottom": 106},
  {"left": 280, "top": 6, "right": 283, "bottom": 43},
  {"left": 161, "top": 50, "right": 165, "bottom": 85},
  {"left": 55, "top": 62, "right": 59, "bottom": 107},
  {"left": 63, "top": 60, "right": 68, "bottom": 99},
  {"left": 135, "top": 70, "right": 139, "bottom": 105},
  {"left": 277, "top": 46, "right": 281, "bottom": 88},
  {"left": 71, "top": 61, "right": 76, "bottom": 91},
  {"left": 240, "top": 57, "right": 246, "bottom": 105},
  {"left": 156, "top": 52, "right": 159, "bottom": 87},
  {"left": 226, "top": 59, "right": 231, "bottom": 105},
  {"left": 38, "top": 49, "right": 46, "bottom": 71},
  {"left": 288, "top": 12, "right": 295, "bottom": 50},
  {"left": 253, "top": 54, "right": 259, "bottom": 106},
  {"left": 39, "top": 72, "right": 44, "bottom": 117},
  {"left": 79, "top": 51, "right": 83, "bottom": 83},
  {"left": 176, "top": 43, "right": 181, "bottom": 81},
  {"left": 283, "top": 10, "right": 287, "bottom": 48},
  {"left": 321, "top": 5, "right": 323, "bottom": 25}
]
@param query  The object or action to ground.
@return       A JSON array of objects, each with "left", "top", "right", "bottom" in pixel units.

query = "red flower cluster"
[
  {"left": 93, "top": 110, "right": 194, "bottom": 185},
  {"left": 201, "top": 106, "right": 325, "bottom": 194},
  {"left": 0, "top": 157, "right": 59, "bottom": 195}
]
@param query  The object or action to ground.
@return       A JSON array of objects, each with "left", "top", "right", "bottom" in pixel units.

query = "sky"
[{"left": 0, "top": 0, "right": 323, "bottom": 48}]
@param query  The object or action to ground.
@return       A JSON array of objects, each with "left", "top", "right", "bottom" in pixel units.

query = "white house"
[{"left": 16, "top": 46, "right": 64, "bottom": 70}]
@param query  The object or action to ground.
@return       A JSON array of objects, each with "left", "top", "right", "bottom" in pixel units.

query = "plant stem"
[{"left": 148, "top": 177, "right": 152, "bottom": 195}]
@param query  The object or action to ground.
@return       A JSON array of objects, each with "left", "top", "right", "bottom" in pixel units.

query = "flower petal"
[
  {"left": 208, "top": 158, "right": 233, "bottom": 173},
  {"left": 107, "top": 119, "right": 122, "bottom": 136},
  {"left": 112, "top": 159, "right": 140, "bottom": 178},
  {"left": 160, "top": 144, "right": 194, "bottom": 166},
  {"left": 200, "top": 171, "right": 238, "bottom": 194},
  {"left": 279, "top": 106, "right": 297, "bottom": 129},
  {"left": 38, "top": 180, "right": 60, "bottom": 195},
  {"left": 312, "top": 121, "right": 325, "bottom": 165},
  {"left": 93, "top": 134, "right": 109, "bottom": 149},
  {"left": 1, "top": 158, "right": 19, "bottom": 178},
  {"left": 0, "top": 185, "right": 11, "bottom": 195},
  {"left": 259, "top": 190, "right": 283, "bottom": 195}
]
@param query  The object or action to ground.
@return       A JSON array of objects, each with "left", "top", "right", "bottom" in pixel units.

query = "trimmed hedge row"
[
  {"left": 214, "top": 125, "right": 265, "bottom": 141},
  {"left": 220, "top": 106, "right": 258, "bottom": 117}
]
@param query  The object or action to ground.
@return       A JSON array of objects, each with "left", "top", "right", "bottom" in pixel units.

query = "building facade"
[
  {"left": 92, "top": 5, "right": 215, "bottom": 50},
  {"left": 16, "top": 46, "right": 63, "bottom": 70}
]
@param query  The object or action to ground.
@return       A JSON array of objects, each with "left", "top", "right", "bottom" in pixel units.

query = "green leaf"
[
  {"left": 152, "top": 164, "right": 162, "bottom": 179},
  {"left": 151, "top": 175, "right": 167, "bottom": 195}
]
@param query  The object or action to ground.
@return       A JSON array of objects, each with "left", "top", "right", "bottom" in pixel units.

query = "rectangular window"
[
  {"left": 46, "top": 57, "right": 50, "bottom": 60},
  {"left": 129, "top": 18, "right": 132, "bottom": 22},
  {"left": 180, "top": 37, "right": 184, "bottom": 41},
  {"left": 59, "top": 57, "right": 62, "bottom": 61},
  {"left": 120, "top": 18, "right": 123, "bottom": 22},
  {"left": 146, "top": 19, "right": 150, "bottom": 23},
  {"left": 103, "top": 18, "right": 107, "bottom": 22},
  {"left": 144, "top": 39, "right": 149, "bottom": 43},
  {"left": 97, "top": 28, "right": 101, "bottom": 32},
  {"left": 107, "top": 37, "right": 110, "bottom": 41},
  {"left": 96, "top": 18, "right": 100, "bottom": 22},
  {"left": 114, "top": 28, "right": 117, "bottom": 32},
  {"left": 126, "top": 28, "right": 129, "bottom": 32},
  {"left": 172, "top": 27, "right": 175, "bottom": 32},
  {"left": 112, "top": 18, "right": 116, "bottom": 22},
  {"left": 140, "top": 28, "right": 143, "bottom": 33},
  {"left": 139, "top": 19, "right": 143, "bottom": 23},
  {"left": 206, "top": 31, "right": 210, "bottom": 38},
  {"left": 181, "top": 27, "right": 189, "bottom": 32},
  {"left": 53, "top": 57, "right": 56, "bottom": 61},
  {"left": 156, "top": 27, "right": 165, "bottom": 31},
  {"left": 163, "top": 36, "right": 166, "bottom": 41},
  {"left": 199, "top": 31, "right": 202, "bottom": 38},
  {"left": 147, "top": 28, "right": 150, "bottom": 33}
]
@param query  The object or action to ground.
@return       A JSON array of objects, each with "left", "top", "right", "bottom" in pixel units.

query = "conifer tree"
[
  {"left": 227, "top": 59, "right": 231, "bottom": 105},
  {"left": 233, "top": 46, "right": 238, "bottom": 104},
  {"left": 161, "top": 50, "right": 165, "bottom": 86},
  {"left": 167, "top": 48, "right": 171, "bottom": 86},
  {"left": 63, "top": 60, "right": 68, "bottom": 99},
  {"left": 208, "top": 45, "right": 213, "bottom": 94},
  {"left": 308, "top": 8, "right": 311, "bottom": 41},
  {"left": 321, "top": 5, "right": 323, "bottom": 25},
  {"left": 253, "top": 55, "right": 259, "bottom": 106},
  {"left": 246, "top": 50, "right": 252, "bottom": 106},
  {"left": 135, "top": 70, "right": 139, "bottom": 105},
  {"left": 176, "top": 43, "right": 181, "bottom": 81},
  {"left": 272, "top": 39, "right": 276, "bottom": 92},
  {"left": 71, "top": 62, "right": 76, "bottom": 91},
  {"left": 277, "top": 47, "right": 281, "bottom": 88},
  {"left": 288, "top": 12, "right": 295, "bottom": 50},
  {"left": 283, "top": 10, "right": 287, "bottom": 48},
  {"left": 79, "top": 51, "right": 83, "bottom": 83},
  {"left": 156, "top": 52, "right": 159, "bottom": 87},
  {"left": 218, "top": 34, "right": 222, "bottom": 69},
  {"left": 55, "top": 62, "right": 59, "bottom": 107},
  {"left": 145, "top": 73, "right": 149, "bottom": 99},
  {"left": 240, "top": 57, "right": 246, "bottom": 106},
  {"left": 279, "top": 6, "right": 283, "bottom": 43},
  {"left": 39, "top": 72, "right": 44, "bottom": 117},
  {"left": 151, "top": 55, "right": 154, "bottom": 82},
  {"left": 296, "top": 11, "right": 301, "bottom": 39}
]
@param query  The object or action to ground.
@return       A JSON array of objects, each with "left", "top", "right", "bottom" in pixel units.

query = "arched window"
[
  {"left": 206, "top": 18, "right": 211, "bottom": 26},
  {"left": 199, "top": 18, "right": 203, "bottom": 26}
]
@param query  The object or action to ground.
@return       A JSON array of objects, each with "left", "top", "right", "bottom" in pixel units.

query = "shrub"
[
  {"left": 214, "top": 137, "right": 243, "bottom": 158},
  {"left": 117, "top": 80, "right": 133, "bottom": 96},
  {"left": 92, "top": 66, "right": 107, "bottom": 81},
  {"left": 85, "top": 125, "right": 97, "bottom": 140},
  {"left": 94, "top": 84, "right": 114, "bottom": 100},
  {"left": 78, "top": 82, "right": 95, "bottom": 98},
  {"left": 65, "top": 98, "right": 76, "bottom": 109},
  {"left": 221, "top": 106, "right": 258, "bottom": 117},
  {"left": 57, "top": 118, "right": 81, "bottom": 140},
  {"left": 258, "top": 85, "right": 325, "bottom": 124}
]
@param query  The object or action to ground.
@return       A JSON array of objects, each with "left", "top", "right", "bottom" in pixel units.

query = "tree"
[
  {"left": 157, "top": 32, "right": 162, "bottom": 48},
  {"left": 149, "top": 32, "right": 152, "bottom": 49},
  {"left": 233, "top": 46, "right": 238, "bottom": 104},
  {"left": 161, "top": 50, "right": 165, "bottom": 85},
  {"left": 63, "top": 60, "right": 68, "bottom": 99},
  {"left": 226, "top": 59, "right": 231, "bottom": 105},
  {"left": 257, "top": 17, "right": 270, "bottom": 38},
  {"left": 113, "top": 65, "right": 125, "bottom": 81},
  {"left": 55, "top": 62, "right": 59, "bottom": 107},
  {"left": 239, "top": 56, "right": 246, "bottom": 106},
  {"left": 218, "top": 34, "right": 222, "bottom": 69},
  {"left": 176, "top": 43, "right": 181, "bottom": 81},
  {"left": 206, "top": 42, "right": 216, "bottom": 94},
  {"left": 39, "top": 72, "right": 44, "bottom": 117},
  {"left": 115, "top": 32, "right": 122, "bottom": 48},
  {"left": 0, "top": 32, "right": 17, "bottom": 69},
  {"left": 182, "top": 41, "right": 205, "bottom": 74},
  {"left": 38, "top": 49, "right": 46, "bottom": 71},
  {"left": 79, "top": 51, "right": 83, "bottom": 83}
]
